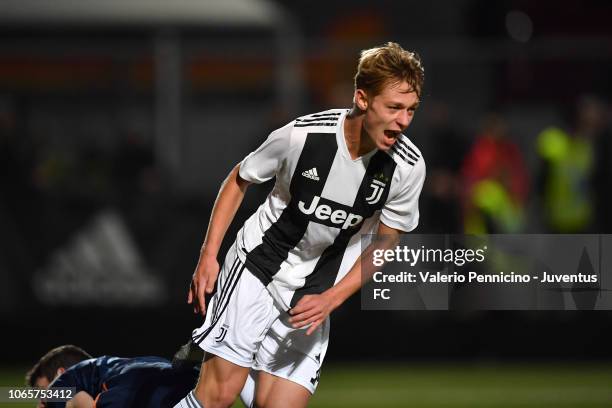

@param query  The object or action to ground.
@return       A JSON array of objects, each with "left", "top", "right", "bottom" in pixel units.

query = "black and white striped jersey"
[{"left": 236, "top": 109, "right": 426, "bottom": 309}]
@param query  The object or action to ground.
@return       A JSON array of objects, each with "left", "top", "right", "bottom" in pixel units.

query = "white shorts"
[{"left": 191, "top": 243, "right": 329, "bottom": 394}]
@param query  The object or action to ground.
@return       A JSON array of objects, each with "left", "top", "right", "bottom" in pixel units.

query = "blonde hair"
[{"left": 354, "top": 42, "right": 424, "bottom": 99}]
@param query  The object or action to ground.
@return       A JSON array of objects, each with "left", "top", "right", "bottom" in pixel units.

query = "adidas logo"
[
  {"left": 302, "top": 167, "right": 320, "bottom": 181},
  {"left": 33, "top": 210, "right": 165, "bottom": 306}
]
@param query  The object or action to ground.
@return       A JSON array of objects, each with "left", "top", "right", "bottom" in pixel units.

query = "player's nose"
[{"left": 396, "top": 110, "right": 410, "bottom": 128}]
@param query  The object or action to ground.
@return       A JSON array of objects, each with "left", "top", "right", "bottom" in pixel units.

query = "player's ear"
[
  {"left": 55, "top": 367, "right": 65, "bottom": 379},
  {"left": 355, "top": 89, "right": 368, "bottom": 111}
]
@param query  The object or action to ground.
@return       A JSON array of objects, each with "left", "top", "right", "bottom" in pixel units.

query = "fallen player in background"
[{"left": 26, "top": 344, "right": 257, "bottom": 408}]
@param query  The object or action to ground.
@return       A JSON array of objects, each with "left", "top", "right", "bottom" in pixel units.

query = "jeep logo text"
[{"left": 298, "top": 195, "right": 363, "bottom": 230}]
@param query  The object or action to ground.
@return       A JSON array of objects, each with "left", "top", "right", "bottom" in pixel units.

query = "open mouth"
[{"left": 383, "top": 130, "right": 400, "bottom": 145}]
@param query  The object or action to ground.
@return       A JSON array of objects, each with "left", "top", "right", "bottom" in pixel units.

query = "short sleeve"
[
  {"left": 238, "top": 122, "right": 292, "bottom": 184},
  {"left": 381, "top": 158, "right": 426, "bottom": 232}
]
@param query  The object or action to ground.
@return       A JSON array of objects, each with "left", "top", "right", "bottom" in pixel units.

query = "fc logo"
[
  {"left": 366, "top": 179, "right": 386, "bottom": 205},
  {"left": 215, "top": 324, "right": 229, "bottom": 342}
]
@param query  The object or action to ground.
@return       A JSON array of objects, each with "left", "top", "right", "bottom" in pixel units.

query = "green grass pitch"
[
  {"left": 2, "top": 363, "right": 611, "bottom": 407},
  {"left": 305, "top": 363, "right": 612, "bottom": 408}
]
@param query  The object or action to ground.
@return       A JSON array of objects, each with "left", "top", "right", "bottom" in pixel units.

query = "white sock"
[
  {"left": 173, "top": 390, "right": 204, "bottom": 408},
  {"left": 240, "top": 371, "right": 257, "bottom": 408}
]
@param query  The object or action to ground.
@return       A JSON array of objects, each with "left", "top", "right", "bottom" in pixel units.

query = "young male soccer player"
[
  {"left": 177, "top": 42, "right": 426, "bottom": 408},
  {"left": 27, "top": 345, "right": 199, "bottom": 408}
]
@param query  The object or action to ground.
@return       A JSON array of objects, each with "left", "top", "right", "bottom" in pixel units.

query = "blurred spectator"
[
  {"left": 536, "top": 95, "right": 608, "bottom": 233},
  {"left": 421, "top": 100, "right": 468, "bottom": 233},
  {"left": 461, "top": 113, "right": 529, "bottom": 233}
]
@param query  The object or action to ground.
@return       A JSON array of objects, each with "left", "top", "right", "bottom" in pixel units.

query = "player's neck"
[{"left": 344, "top": 108, "right": 376, "bottom": 160}]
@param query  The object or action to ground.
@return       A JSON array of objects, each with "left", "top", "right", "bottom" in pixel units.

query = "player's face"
[
  {"left": 34, "top": 376, "right": 51, "bottom": 388},
  {"left": 34, "top": 376, "right": 50, "bottom": 408},
  {"left": 361, "top": 80, "right": 419, "bottom": 151}
]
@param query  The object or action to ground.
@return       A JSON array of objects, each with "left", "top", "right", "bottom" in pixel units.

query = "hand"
[
  {"left": 289, "top": 292, "right": 339, "bottom": 336},
  {"left": 187, "top": 254, "right": 219, "bottom": 316}
]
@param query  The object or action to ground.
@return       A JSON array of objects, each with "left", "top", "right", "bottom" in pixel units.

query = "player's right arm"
[
  {"left": 188, "top": 163, "right": 251, "bottom": 316},
  {"left": 188, "top": 122, "right": 291, "bottom": 316}
]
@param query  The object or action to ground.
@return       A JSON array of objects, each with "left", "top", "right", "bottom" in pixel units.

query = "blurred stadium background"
[{"left": 1, "top": 0, "right": 611, "bottom": 406}]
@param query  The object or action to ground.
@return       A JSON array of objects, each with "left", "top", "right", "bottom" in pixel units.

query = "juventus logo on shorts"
[
  {"left": 365, "top": 179, "right": 386, "bottom": 205},
  {"left": 215, "top": 324, "right": 229, "bottom": 342}
]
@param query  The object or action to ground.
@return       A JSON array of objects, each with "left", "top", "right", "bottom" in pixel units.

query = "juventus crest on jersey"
[{"left": 236, "top": 109, "right": 426, "bottom": 309}]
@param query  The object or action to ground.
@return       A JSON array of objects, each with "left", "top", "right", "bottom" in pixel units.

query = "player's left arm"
[
  {"left": 290, "top": 157, "right": 426, "bottom": 335},
  {"left": 289, "top": 221, "right": 401, "bottom": 335}
]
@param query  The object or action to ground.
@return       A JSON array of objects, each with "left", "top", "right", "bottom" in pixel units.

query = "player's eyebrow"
[{"left": 390, "top": 101, "right": 420, "bottom": 110}]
